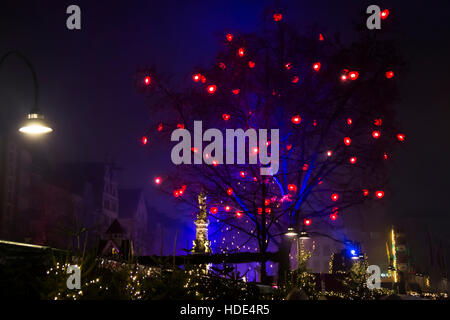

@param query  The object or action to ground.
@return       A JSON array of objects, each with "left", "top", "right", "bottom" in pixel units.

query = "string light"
[
  {"left": 313, "top": 62, "right": 321, "bottom": 71},
  {"left": 375, "top": 190, "right": 385, "bottom": 199},
  {"left": 349, "top": 156, "right": 357, "bottom": 164},
  {"left": 288, "top": 184, "right": 297, "bottom": 192},
  {"left": 372, "top": 130, "right": 381, "bottom": 139},
  {"left": 210, "top": 207, "right": 218, "bottom": 214},
  {"left": 273, "top": 13, "right": 282, "bottom": 21},
  {"left": 238, "top": 48, "right": 245, "bottom": 57},
  {"left": 331, "top": 193, "right": 339, "bottom": 201},
  {"left": 386, "top": 71, "right": 394, "bottom": 79},
  {"left": 227, "top": 188, "right": 233, "bottom": 196},
  {"left": 222, "top": 113, "right": 230, "bottom": 121},
  {"left": 327, "top": 150, "right": 333, "bottom": 157},
  {"left": 397, "top": 133, "right": 405, "bottom": 142},
  {"left": 304, "top": 218, "right": 311, "bottom": 226},
  {"left": 319, "top": 33, "right": 324, "bottom": 41},
  {"left": 207, "top": 85, "right": 217, "bottom": 94},
  {"left": 248, "top": 61, "right": 255, "bottom": 68},
  {"left": 380, "top": 9, "right": 389, "bottom": 20},
  {"left": 291, "top": 115, "right": 301, "bottom": 124},
  {"left": 142, "top": 136, "right": 148, "bottom": 145},
  {"left": 144, "top": 76, "right": 151, "bottom": 85},
  {"left": 154, "top": 177, "right": 161, "bottom": 184},
  {"left": 347, "top": 118, "right": 352, "bottom": 125},
  {"left": 344, "top": 137, "right": 351, "bottom": 146},
  {"left": 349, "top": 71, "right": 359, "bottom": 80},
  {"left": 226, "top": 33, "right": 233, "bottom": 42},
  {"left": 232, "top": 89, "right": 240, "bottom": 95},
  {"left": 363, "top": 189, "right": 369, "bottom": 197},
  {"left": 193, "top": 74, "right": 201, "bottom": 82}
]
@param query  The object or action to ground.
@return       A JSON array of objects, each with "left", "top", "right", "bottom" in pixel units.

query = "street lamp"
[
  {"left": 0, "top": 51, "right": 53, "bottom": 135},
  {"left": 285, "top": 226, "right": 298, "bottom": 237}
]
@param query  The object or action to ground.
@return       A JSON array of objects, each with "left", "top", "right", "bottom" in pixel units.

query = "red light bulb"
[
  {"left": 380, "top": 9, "right": 389, "bottom": 20},
  {"left": 330, "top": 213, "right": 338, "bottom": 221},
  {"left": 248, "top": 61, "right": 255, "bottom": 68},
  {"left": 313, "top": 62, "right": 321, "bottom": 71},
  {"left": 349, "top": 156, "right": 357, "bottom": 164},
  {"left": 291, "top": 76, "right": 299, "bottom": 83},
  {"left": 240, "top": 171, "right": 247, "bottom": 178},
  {"left": 397, "top": 133, "right": 405, "bottom": 142},
  {"left": 227, "top": 188, "right": 233, "bottom": 196},
  {"left": 232, "top": 89, "right": 240, "bottom": 95},
  {"left": 142, "top": 136, "right": 148, "bottom": 145},
  {"left": 347, "top": 118, "right": 352, "bottom": 125},
  {"left": 375, "top": 190, "right": 385, "bottom": 199},
  {"left": 349, "top": 71, "right": 359, "bottom": 80},
  {"left": 331, "top": 193, "right": 339, "bottom": 201},
  {"left": 193, "top": 74, "right": 201, "bottom": 82},
  {"left": 344, "top": 137, "right": 351, "bottom": 146},
  {"left": 372, "top": 130, "right": 381, "bottom": 139},
  {"left": 291, "top": 115, "right": 301, "bottom": 124},
  {"left": 207, "top": 85, "right": 217, "bottom": 94},
  {"left": 285, "top": 62, "right": 292, "bottom": 70},
  {"left": 226, "top": 33, "right": 233, "bottom": 42},
  {"left": 222, "top": 113, "right": 230, "bottom": 121},
  {"left": 238, "top": 48, "right": 245, "bottom": 57},
  {"left": 236, "top": 210, "right": 243, "bottom": 218},
  {"left": 144, "top": 76, "right": 151, "bottom": 85},
  {"left": 154, "top": 177, "right": 161, "bottom": 184},
  {"left": 386, "top": 71, "right": 394, "bottom": 79},
  {"left": 224, "top": 205, "right": 231, "bottom": 212},
  {"left": 363, "top": 189, "right": 369, "bottom": 197},
  {"left": 319, "top": 33, "right": 324, "bottom": 41},
  {"left": 304, "top": 218, "right": 311, "bottom": 226},
  {"left": 287, "top": 184, "right": 297, "bottom": 192},
  {"left": 374, "top": 118, "right": 383, "bottom": 126},
  {"left": 327, "top": 150, "right": 333, "bottom": 157},
  {"left": 219, "top": 62, "right": 226, "bottom": 70}
]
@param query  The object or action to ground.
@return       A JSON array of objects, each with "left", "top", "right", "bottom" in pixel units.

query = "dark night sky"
[{"left": 1, "top": 0, "right": 450, "bottom": 241}]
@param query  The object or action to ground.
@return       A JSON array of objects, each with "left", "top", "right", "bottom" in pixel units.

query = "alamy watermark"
[{"left": 171, "top": 121, "right": 280, "bottom": 175}]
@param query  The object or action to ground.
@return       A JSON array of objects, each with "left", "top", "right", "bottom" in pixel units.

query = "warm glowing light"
[
  {"left": 349, "top": 156, "right": 357, "bottom": 164},
  {"left": 327, "top": 150, "right": 333, "bottom": 157},
  {"left": 397, "top": 133, "right": 405, "bottom": 142},
  {"left": 330, "top": 213, "right": 338, "bottom": 221},
  {"left": 319, "top": 33, "right": 324, "bottom": 41},
  {"left": 248, "top": 61, "right": 255, "bottom": 68},
  {"left": 347, "top": 118, "right": 352, "bottom": 125},
  {"left": 286, "top": 144, "right": 292, "bottom": 151},
  {"left": 210, "top": 207, "right": 218, "bottom": 214},
  {"left": 285, "top": 62, "right": 292, "bottom": 70},
  {"left": 385, "top": 71, "right": 394, "bottom": 79},
  {"left": 291, "top": 115, "right": 301, "bottom": 124},
  {"left": 226, "top": 33, "right": 233, "bottom": 42},
  {"left": 240, "top": 171, "right": 247, "bottom": 178},
  {"left": 331, "top": 193, "right": 339, "bottom": 201},
  {"left": 236, "top": 210, "right": 243, "bottom": 218},
  {"left": 375, "top": 190, "right": 384, "bottom": 199},
  {"left": 291, "top": 76, "right": 299, "bottom": 83},
  {"left": 349, "top": 71, "right": 359, "bottom": 80},
  {"left": 232, "top": 89, "right": 240, "bottom": 95},
  {"left": 304, "top": 218, "right": 311, "bottom": 226},
  {"left": 154, "top": 177, "right": 161, "bottom": 184},
  {"left": 224, "top": 205, "right": 231, "bottom": 212},
  {"left": 144, "top": 76, "right": 151, "bottom": 85},
  {"left": 372, "top": 130, "right": 381, "bottom": 139},
  {"left": 287, "top": 184, "right": 297, "bottom": 192},
  {"left": 363, "top": 189, "right": 369, "bottom": 197},
  {"left": 313, "top": 62, "right": 321, "bottom": 71},
  {"left": 273, "top": 13, "right": 282, "bottom": 21},
  {"left": 253, "top": 147, "right": 259, "bottom": 154},
  {"left": 374, "top": 118, "right": 382, "bottom": 126},
  {"left": 344, "top": 137, "right": 351, "bottom": 146},
  {"left": 227, "top": 188, "right": 233, "bottom": 196},
  {"left": 200, "top": 75, "right": 206, "bottom": 83},
  {"left": 193, "top": 74, "right": 201, "bottom": 82},
  {"left": 302, "top": 163, "right": 309, "bottom": 171},
  {"left": 222, "top": 113, "right": 230, "bottom": 121},
  {"left": 157, "top": 123, "right": 163, "bottom": 131},
  {"left": 341, "top": 74, "right": 348, "bottom": 81},
  {"left": 380, "top": 9, "right": 389, "bottom": 20},
  {"left": 238, "top": 48, "right": 245, "bottom": 57},
  {"left": 142, "top": 136, "right": 148, "bottom": 145},
  {"left": 19, "top": 113, "right": 53, "bottom": 135},
  {"left": 384, "top": 152, "right": 388, "bottom": 160},
  {"left": 177, "top": 123, "right": 184, "bottom": 129}
]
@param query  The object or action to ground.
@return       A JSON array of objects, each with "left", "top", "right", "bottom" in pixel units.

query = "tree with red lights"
[{"left": 138, "top": 11, "right": 404, "bottom": 284}]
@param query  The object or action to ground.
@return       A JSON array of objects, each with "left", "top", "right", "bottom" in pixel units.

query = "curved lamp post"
[{"left": 0, "top": 51, "right": 52, "bottom": 135}]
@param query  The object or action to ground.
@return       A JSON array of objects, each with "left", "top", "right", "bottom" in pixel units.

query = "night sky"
[{"left": 1, "top": 0, "right": 450, "bottom": 244}]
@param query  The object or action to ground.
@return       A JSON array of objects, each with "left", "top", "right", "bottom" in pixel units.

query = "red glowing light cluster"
[
  {"left": 349, "top": 157, "right": 357, "bottom": 164},
  {"left": 397, "top": 133, "right": 405, "bottom": 142},
  {"left": 236, "top": 210, "right": 243, "bottom": 218},
  {"left": 288, "top": 184, "right": 297, "bottom": 192},
  {"left": 173, "top": 185, "right": 187, "bottom": 197},
  {"left": 273, "top": 13, "right": 282, "bottom": 21},
  {"left": 375, "top": 190, "right": 384, "bottom": 198}
]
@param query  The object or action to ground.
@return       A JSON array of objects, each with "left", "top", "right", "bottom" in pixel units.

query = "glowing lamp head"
[
  {"left": 380, "top": 9, "right": 389, "bottom": 20},
  {"left": 285, "top": 227, "right": 297, "bottom": 237},
  {"left": 331, "top": 193, "right": 339, "bottom": 201},
  {"left": 313, "top": 62, "right": 321, "bottom": 71},
  {"left": 304, "top": 218, "right": 311, "bottom": 226},
  {"left": 375, "top": 190, "right": 385, "bottom": 199},
  {"left": 372, "top": 130, "right": 381, "bottom": 139},
  {"left": 386, "top": 71, "right": 394, "bottom": 79},
  {"left": 291, "top": 115, "right": 301, "bottom": 124},
  {"left": 19, "top": 113, "right": 53, "bottom": 135},
  {"left": 344, "top": 137, "right": 351, "bottom": 146},
  {"left": 207, "top": 85, "right": 217, "bottom": 94}
]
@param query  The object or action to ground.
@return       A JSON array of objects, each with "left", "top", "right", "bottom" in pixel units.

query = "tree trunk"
[{"left": 277, "top": 237, "right": 292, "bottom": 285}]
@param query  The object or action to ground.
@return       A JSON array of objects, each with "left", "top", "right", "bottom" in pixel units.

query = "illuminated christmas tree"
[{"left": 138, "top": 9, "right": 404, "bottom": 283}]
